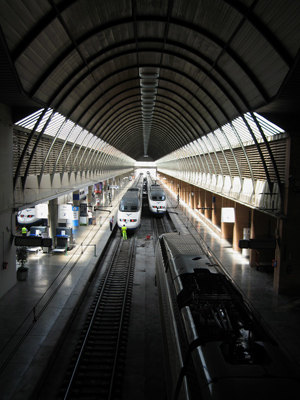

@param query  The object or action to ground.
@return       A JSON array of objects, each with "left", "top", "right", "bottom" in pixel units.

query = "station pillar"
[
  {"left": 212, "top": 195, "right": 221, "bottom": 227},
  {"left": 200, "top": 189, "right": 205, "bottom": 215},
  {"left": 88, "top": 185, "right": 93, "bottom": 205},
  {"left": 0, "top": 104, "right": 15, "bottom": 298},
  {"left": 273, "top": 134, "right": 300, "bottom": 294},
  {"left": 221, "top": 198, "right": 234, "bottom": 242},
  {"left": 233, "top": 203, "right": 251, "bottom": 252},
  {"left": 204, "top": 191, "right": 212, "bottom": 220},
  {"left": 48, "top": 198, "right": 58, "bottom": 247}
]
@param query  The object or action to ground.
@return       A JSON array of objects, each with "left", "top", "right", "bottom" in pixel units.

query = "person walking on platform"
[
  {"left": 22, "top": 226, "right": 28, "bottom": 236},
  {"left": 110, "top": 215, "right": 114, "bottom": 231},
  {"left": 88, "top": 210, "right": 93, "bottom": 225},
  {"left": 121, "top": 224, "right": 127, "bottom": 240}
]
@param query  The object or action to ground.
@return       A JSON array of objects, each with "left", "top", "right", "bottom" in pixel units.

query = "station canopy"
[{"left": 1, "top": 0, "right": 300, "bottom": 162}]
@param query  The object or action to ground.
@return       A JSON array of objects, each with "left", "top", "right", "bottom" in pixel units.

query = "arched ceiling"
[{"left": 1, "top": 0, "right": 300, "bottom": 162}]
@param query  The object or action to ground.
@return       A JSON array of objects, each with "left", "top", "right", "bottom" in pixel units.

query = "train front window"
[
  {"left": 150, "top": 192, "right": 165, "bottom": 201},
  {"left": 119, "top": 201, "right": 128, "bottom": 211},
  {"left": 119, "top": 199, "right": 139, "bottom": 211}
]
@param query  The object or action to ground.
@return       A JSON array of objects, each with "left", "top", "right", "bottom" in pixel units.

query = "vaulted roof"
[{"left": 1, "top": 0, "right": 300, "bottom": 161}]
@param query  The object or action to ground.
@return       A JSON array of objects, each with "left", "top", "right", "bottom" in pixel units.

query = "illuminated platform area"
[{"left": 0, "top": 190, "right": 300, "bottom": 399}]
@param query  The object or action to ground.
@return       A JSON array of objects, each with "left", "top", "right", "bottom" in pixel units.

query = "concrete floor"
[{"left": 0, "top": 186, "right": 300, "bottom": 400}]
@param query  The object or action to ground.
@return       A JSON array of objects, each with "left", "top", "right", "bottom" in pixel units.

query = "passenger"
[
  {"left": 22, "top": 226, "right": 28, "bottom": 236},
  {"left": 88, "top": 210, "right": 93, "bottom": 225},
  {"left": 121, "top": 224, "right": 127, "bottom": 240},
  {"left": 110, "top": 215, "right": 114, "bottom": 231}
]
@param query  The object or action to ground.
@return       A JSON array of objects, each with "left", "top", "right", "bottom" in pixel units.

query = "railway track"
[
  {"left": 152, "top": 211, "right": 175, "bottom": 241},
  {"left": 58, "top": 235, "right": 137, "bottom": 400},
  {"left": 34, "top": 210, "right": 173, "bottom": 400}
]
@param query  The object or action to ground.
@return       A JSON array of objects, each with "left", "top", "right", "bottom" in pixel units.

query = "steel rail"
[{"left": 62, "top": 235, "right": 136, "bottom": 399}]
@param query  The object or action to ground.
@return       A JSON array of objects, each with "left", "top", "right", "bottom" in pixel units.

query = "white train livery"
[
  {"left": 117, "top": 175, "right": 143, "bottom": 232},
  {"left": 147, "top": 176, "right": 166, "bottom": 217}
]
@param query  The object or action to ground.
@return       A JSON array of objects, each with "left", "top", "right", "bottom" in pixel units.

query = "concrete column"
[
  {"left": 221, "top": 198, "right": 234, "bottom": 242},
  {"left": 233, "top": 202, "right": 251, "bottom": 252},
  {"left": 249, "top": 210, "right": 276, "bottom": 271},
  {"left": 181, "top": 183, "right": 184, "bottom": 203},
  {"left": 199, "top": 189, "right": 205, "bottom": 215},
  {"left": 183, "top": 185, "right": 187, "bottom": 204},
  {"left": 73, "top": 190, "right": 80, "bottom": 207},
  {"left": 205, "top": 191, "right": 212, "bottom": 220},
  {"left": 184, "top": 185, "right": 189, "bottom": 204},
  {"left": 48, "top": 198, "right": 58, "bottom": 248},
  {"left": 273, "top": 135, "right": 300, "bottom": 294},
  {"left": 212, "top": 194, "right": 221, "bottom": 228},
  {"left": 88, "top": 185, "right": 93, "bottom": 205},
  {"left": 177, "top": 182, "right": 181, "bottom": 203},
  {"left": 0, "top": 104, "right": 15, "bottom": 299},
  {"left": 172, "top": 178, "right": 176, "bottom": 194},
  {"left": 194, "top": 187, "right": 201, "bottom": 211},
  {"left": 190, "top": 185, "right": 195, "bottom": 209}
]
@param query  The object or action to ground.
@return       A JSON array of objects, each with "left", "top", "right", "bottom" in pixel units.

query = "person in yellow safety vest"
[
  {"left": 22, "top": 226, "right": 28, "bottom": 236},
  {"left": 121, "top": 224, "right": 127, "bottom": 240}
]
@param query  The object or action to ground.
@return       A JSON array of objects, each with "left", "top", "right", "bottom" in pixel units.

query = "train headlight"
[{"left": 129, "top": 219, "right": 137, "bottom": 222}]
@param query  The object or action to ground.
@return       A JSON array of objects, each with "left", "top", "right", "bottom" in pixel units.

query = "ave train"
[
  {"left": 17, "top": 207, "right": 46, "bottom": 227},
  {"left": 147, "top": 175, "right": 167, "bottom": 216},
  {"left": 117, "top": 174, "right": 143, "bottom": 232},
  {"left": 155, "top": 233, "right": 300, "bottom": 400}
]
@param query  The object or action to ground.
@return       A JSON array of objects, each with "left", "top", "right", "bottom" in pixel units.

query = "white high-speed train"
[
  {"left": 117, "top": 175, "right": 143, "bottom": 232},
  {"left": 147, "top": 175, "right": 166, "bottom": 217},
  {"left": 155, "top": 233, "right": 300, "bottom": 400},
  {"left": 17, "top": 207, "right": 46, "bottom": 227}
]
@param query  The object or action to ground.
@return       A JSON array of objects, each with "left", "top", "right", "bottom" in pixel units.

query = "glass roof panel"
[
  {"left": 43, "top": 112, "right": 65, "bottom": 137},
  {"left": 231, "top": 118, "right": 253, "bottom": 144},
  {"left": 15, "top": 108, "right": 52, "bottom": 131},
  {"left": 202, "top": 135, "right": 214, "bottom": 153},
  {"left": 57, "top": 119, "right": 76, "bottom": 140},
  {"left": 207, "top": 132, "right": 221, "bottom": 151}
]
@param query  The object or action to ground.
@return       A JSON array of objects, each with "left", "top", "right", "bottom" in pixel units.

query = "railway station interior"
[{"left": 1, "top": 1, "right": 300, "bottom": 399}]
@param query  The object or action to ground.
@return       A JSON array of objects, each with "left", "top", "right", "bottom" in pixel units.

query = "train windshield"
[
  {"left": 150, "top": 191, "right": 165, "bottom": 201},
  {"left": 119, "top": 198, "right": 140, "bottom": 211}
]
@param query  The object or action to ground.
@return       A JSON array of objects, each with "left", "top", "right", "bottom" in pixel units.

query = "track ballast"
[{"left": 58, "top": 236, "right": 136, "bottom": 400}]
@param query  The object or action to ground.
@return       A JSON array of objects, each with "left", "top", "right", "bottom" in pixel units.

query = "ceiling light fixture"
[{"left": 139, "top": 67, "right": 160, "bottom": 155}]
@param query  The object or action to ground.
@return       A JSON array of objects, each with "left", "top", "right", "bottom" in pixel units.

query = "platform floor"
[{"left": 0, "top": 187, "right": 300, "bottom": 400}]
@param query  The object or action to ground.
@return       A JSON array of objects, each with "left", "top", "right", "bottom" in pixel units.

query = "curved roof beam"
[
  {"left": 83, "top": 78, "right": 213, "bottom": 134},
  {"left": 12, "top": 5, "right": 291, "bottom": 73},
  {"left": 76, "top": 70, "right": 230, "bottom": 135},
  {"left": 223, "top": 0, "right": 293, "bottom": 67},
  {"left": 105, "top": 113, "right": 184, "bottom": 157},
  {"left": 100, "top": 102, "right": 195, "bottom": 151},
  {"left": 97, "top": 94, "right": 204, "bottom": 145},
  {"left": 29, "top": 41, "right": 267, "bottom": 111},
  {"left": 69, "top": 55, "right": 242, "bottom": 141},
  {"left": 73, "top": 78, "right": 219, "bottom": 140},
  {"left": 67, "top": 49, "right": 255, "bottom": 127},
  {"left": 13, "top": 108, "right": 50, "bottom": 190}
]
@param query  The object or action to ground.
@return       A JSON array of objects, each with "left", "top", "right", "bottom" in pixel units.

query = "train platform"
[
  {"left": 0, "top": 184, "right": 300, "bottom": 399},
  {"left": 0, "top": 189, "right": 126, "bottom": 400}
]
